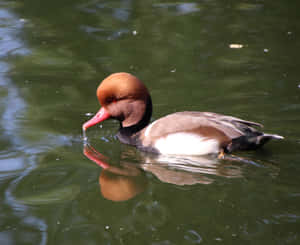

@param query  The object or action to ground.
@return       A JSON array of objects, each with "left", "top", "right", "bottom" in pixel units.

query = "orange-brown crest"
[{"left": 97, "top": 72, "right": 149, "bottom": 106}]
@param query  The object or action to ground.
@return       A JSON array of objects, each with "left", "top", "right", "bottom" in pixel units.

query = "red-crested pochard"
[{"left": 82, "top": 72, "right": 283, "bottom": 157}]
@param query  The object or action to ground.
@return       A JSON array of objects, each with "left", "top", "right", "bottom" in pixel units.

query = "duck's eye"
[{"left": 106, "top": 97, "right": 117, "bottom": 104}]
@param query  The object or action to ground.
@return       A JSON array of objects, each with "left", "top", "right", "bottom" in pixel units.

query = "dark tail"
[
  {"left": 257, "top": 133, "right": 284, "bottom": 146},
  {"left": 226, "top": 133, "right": 284, "bottom": 153}
]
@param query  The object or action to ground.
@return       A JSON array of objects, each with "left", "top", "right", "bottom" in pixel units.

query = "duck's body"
[
  {"left": 117, "top": 111, "right": 282, "bottom": 155},
  {"left": 83, "top": 73, "right": 283, "bottom": 156}
]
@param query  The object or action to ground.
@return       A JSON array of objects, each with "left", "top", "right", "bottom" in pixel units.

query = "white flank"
[
  {"left": 154, "top": 133, "right": 220, "bottom": 155},
  {"left": 144, "top": 120, "right": 157, "bottom": 137}
]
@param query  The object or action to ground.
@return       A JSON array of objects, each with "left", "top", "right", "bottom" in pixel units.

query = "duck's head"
[{"left": 83, "top": 72, "right": 152, "bottom": 131}]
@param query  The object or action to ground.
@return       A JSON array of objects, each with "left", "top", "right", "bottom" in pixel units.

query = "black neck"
[{"left": 117, "top": 97, "right": 152, "bottom": 145}]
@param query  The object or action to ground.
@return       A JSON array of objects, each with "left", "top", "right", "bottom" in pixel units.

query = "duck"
[{"left": 82, "top": 72, "right": 283, "bottom": 157}]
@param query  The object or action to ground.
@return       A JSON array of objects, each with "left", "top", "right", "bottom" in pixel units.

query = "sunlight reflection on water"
[{"left": 0, "top": 6, "right": 46, "bottom": 245}]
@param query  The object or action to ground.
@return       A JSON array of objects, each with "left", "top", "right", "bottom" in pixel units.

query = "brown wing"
[{"left": 143, "top": 111, "right": 263, "bottom": 140}]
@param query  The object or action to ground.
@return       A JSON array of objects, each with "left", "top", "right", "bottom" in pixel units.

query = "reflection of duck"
[
  {"left": 83, "top": 144, "right": 244, "bottom": 201},
  {"left": 83, "top": 72, "right": 283, "bottom": 157},
  {"left": 84, "top": 144, "right": 147, "bottom": 202},
  {"left": 141, "top": 154, "right": 242, "bottom": 185},
  {"left": 99, "top": 167, "right": 147, "bottom": 202}
]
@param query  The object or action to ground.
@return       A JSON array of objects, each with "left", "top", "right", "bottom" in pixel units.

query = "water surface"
[{"left": 1, "top": 0, "right": 300, "bottom": 244}]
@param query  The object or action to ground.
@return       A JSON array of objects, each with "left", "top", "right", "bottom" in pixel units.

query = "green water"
[{"left": 1, "top": 0, "right": 300, "bottom": 244}]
